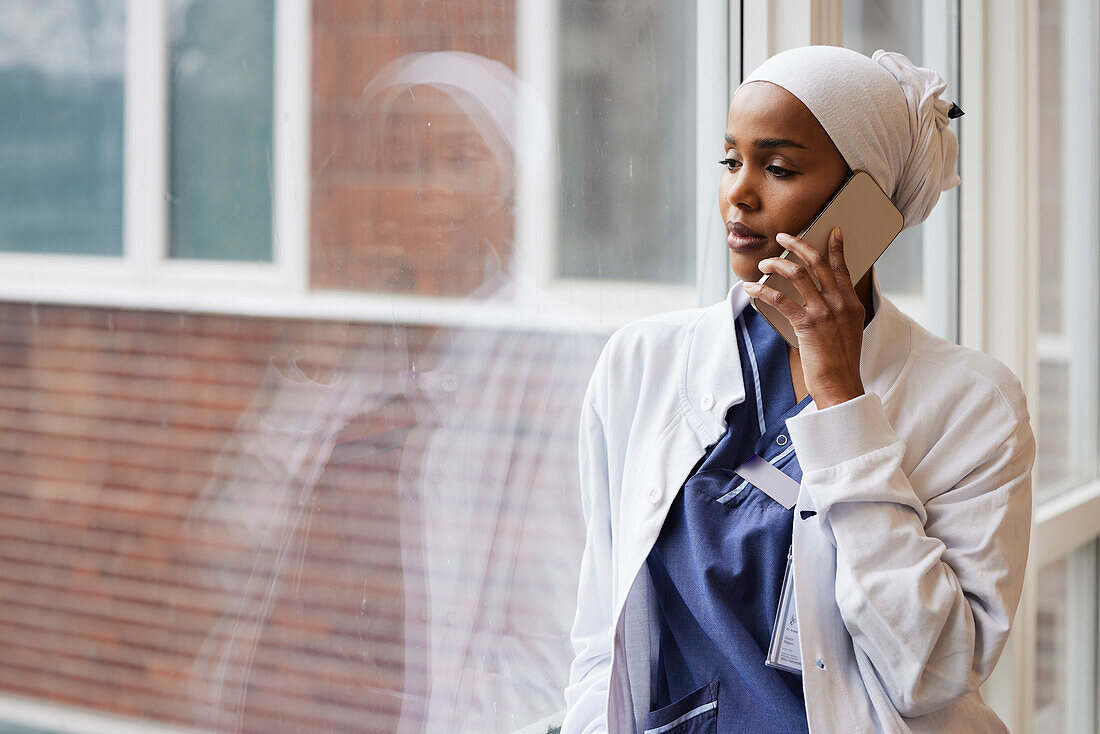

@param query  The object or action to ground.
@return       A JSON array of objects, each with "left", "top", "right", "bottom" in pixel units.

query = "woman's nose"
[{"left": 725, "top": 169, "right": 760, "bottom": 210}]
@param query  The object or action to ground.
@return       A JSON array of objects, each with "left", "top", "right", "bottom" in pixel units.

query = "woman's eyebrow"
[{"left": 724, "top": 134, "right": 808, "bottom": 150}]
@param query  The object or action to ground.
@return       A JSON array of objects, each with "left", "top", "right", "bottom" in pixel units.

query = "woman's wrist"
[{"left": 812, "top": 384, "right": 865, "bottom": 409}]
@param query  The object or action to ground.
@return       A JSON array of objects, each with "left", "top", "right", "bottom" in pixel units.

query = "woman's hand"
[{"left": 743, "top": 227, "right": 865, "bottom": 409}]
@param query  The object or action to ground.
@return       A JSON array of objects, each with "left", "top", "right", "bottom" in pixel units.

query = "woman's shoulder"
[
  {"left": 584, "top": 300, "right": 724, "bottom": 412},
  {"left": 892, "top": 305, "right": 1030, "bottom": 425}
]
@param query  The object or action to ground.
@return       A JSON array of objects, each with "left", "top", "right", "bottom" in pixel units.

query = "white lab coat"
[{"left": 562, "top": 279, "right": 1034, "bottom": 734}]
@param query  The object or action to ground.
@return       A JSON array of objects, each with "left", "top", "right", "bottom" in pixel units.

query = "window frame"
[
  {"left": 955, "top": 0, "right": 1100, "bottom": 730},
  {"left": 0, "top": 689, "right": 202, "bottom": 734}
]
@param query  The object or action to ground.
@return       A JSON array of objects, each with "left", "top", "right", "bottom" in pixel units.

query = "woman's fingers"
[
  {"left": 776, "top": 231, "right": 840, "bottom": 293},
  {"left": 743, "top": 279, "right": 804, "bottom": 323},
  {"left": 826, "top": 227, "right": 856, "bottom": 292},
  {"left": 756, "top": 256, "right": 824, "bottom": 313},
  {"left": 749, "top": 227, "right": 866, "bottom": 409},
  {"left": 748, "top": 226, "right": 866, "bottom": 332}
]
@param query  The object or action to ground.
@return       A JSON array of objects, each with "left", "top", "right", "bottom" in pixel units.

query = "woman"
[{"left": 562, "top": 46, "right": 1034, "bottom": 733}]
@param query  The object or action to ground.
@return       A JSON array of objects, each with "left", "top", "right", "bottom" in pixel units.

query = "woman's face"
[
  {"left": 365, "top": 85, "right": 513, "bottom": 296},
  {"left": 719, "top": 81, "right": 851, "bottom": 283}
]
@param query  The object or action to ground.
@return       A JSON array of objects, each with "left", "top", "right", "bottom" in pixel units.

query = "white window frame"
[
  {"left": 956, "top": 0, "right": 1100, "bottom": 730},
  {"left": 0, "top": 691, "right": 209, "bottom": 734}
]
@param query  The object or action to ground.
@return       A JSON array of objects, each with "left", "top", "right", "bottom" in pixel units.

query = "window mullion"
[
  {"left": 696, "top": 0, "right": 732, "bottom": 306},
  {"left": 961, "top": 0, "right": 1040, "bottom": 727},
  {"left": 124, "top": 0, "right": 169, "bottom": 274},
  {"left": 920, "top": 0, "right": 961, "bottom": 343},
  {"left": 514, "top": 0, "right": 561, "bottom": 313},
  {"left": 272, "top": 0, "right": 312, "bottom": 295}
]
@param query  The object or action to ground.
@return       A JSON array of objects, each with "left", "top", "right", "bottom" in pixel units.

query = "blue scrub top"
[{"left": 645, "top": 305, "right": 812, "bottom": 733}]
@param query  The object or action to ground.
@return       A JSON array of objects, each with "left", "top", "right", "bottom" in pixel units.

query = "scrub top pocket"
[{"left": 643, "top": 680, "right": 718, "bottom": 734}]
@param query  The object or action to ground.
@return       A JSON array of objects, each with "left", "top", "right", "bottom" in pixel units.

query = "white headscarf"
[
  {"left": 739, "top": 45, "right": 960, "bottom": 230},
  {"left": 362, "top": 51, "right": 551, "bottom": 199}
]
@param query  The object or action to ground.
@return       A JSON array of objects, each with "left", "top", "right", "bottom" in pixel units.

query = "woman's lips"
[{"left": 727, "top": 221, "right": 769, "bottom": 250}]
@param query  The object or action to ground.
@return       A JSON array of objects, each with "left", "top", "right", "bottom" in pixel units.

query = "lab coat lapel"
[{"left": 615, "top": 285, "right": 749, "bottom": 618}]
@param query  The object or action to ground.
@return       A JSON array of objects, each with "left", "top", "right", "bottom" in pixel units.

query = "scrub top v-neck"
[{"left": 644, "top": 304, "right": 813, "bottom": 734}]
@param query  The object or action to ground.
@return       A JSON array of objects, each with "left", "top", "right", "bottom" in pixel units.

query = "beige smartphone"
[{"left": 748, "top": 170, "right": 903, "bottom": 348}]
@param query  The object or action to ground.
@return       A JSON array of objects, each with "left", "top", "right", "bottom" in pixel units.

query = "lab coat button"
[
  {"left": 815, "top": 658, "right": 827, "bottom": 670},
  {"left": 700, "top": 393, "right": 715, "bottom": 410},
  {"left": 645, "top": 485, "right": 662, "bottom": 504},
  {"left": 777, "top": 434, "right": 788, "bottom": 446}
]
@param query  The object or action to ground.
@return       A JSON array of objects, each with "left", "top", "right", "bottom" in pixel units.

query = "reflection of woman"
[
  {"left": 191, "top": 52, "right": 602, "bottom": 734},
  {"left": 564, "top": 46, "right": 1034, "bottom": 733},
  {"left": 368, "top": 53, "right": 604, "bottom": 734}
]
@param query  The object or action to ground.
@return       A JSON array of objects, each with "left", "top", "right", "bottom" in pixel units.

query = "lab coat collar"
[{"left": 692, "top": 269, "right": 910, "bottom": 433}]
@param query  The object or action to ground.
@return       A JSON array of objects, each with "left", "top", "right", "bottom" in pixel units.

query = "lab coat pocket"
[{"left": 643, "top": 680, "right": 718, "bottom": 734}]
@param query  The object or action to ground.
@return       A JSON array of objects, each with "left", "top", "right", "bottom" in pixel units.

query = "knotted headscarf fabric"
[{"left": 739, "top": 45, "right": 960, "bottom": 230}]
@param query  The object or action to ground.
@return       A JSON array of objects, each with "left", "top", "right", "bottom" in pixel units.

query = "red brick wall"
[{"left": 0, "top": 300, "right": 598, "bottom": 732}]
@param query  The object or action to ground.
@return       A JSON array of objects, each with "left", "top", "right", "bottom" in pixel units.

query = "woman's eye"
[
  {"left": 767, "top": 165, "right": 794, "bottom": 178},
  {"left": 719, "top": 158, "right": 740, "bottom": 171}
]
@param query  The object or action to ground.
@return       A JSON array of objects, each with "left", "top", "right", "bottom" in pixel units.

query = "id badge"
[{"left": 765, "top": 546, "right": 802, "bottom": 675}]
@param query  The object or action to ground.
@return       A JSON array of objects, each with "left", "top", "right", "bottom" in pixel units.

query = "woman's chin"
[{"left": 729, "top": 258, "right": 766, "bottom": 285}]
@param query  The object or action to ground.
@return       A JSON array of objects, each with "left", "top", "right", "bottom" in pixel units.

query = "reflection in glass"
[
  {"left": 191, "top": 50, "right": 604, "bottom": 733},
  {"left": 0, "top": 3, "right": 703, "bottom": 733},
  {"left": 0, "top": 0, "right": 123, "bottom": 255},
  {"left": 1034, "top": 543, "right": 1099, "bottom": 734},
  {"left": 354, "top": 57, "right": 521, "bottom": 297},
  {"left": 168, "top": 0, "right": 274, "bottom": 262},
  {"left": 1034, "top": 555, "right": 1067, "bottom": 733}
]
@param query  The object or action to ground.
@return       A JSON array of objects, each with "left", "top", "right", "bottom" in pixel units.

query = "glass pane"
[
  {"left": 167, "top": 0, "right": 274, "bottom": 261},
  {"left": 1038, "top": 361, "right": 1069, "bottom": 489},
  {"left": 1035, "top": 543, "right": 1099, "bottom": 734},
  {"left": 0, "top": 2, "right": 707, "bottom": 733},
  {"left": 843, "top": 0, "right": 960, "bottom": 338},
  {"left": 1035, "top": 555, "right": 1069, "bottom": 733},
  {"left": 1034, "top": 0, "right": 1100, "bottom": 500},
  {"left": 0, "top": 0, "right": 124, "bottom": 256},
  {"left": 558, "top": 3, "right": 697, "bottom": 284}
]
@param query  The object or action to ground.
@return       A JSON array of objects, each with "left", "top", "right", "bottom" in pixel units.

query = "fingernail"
[
  {"left": 776, "top": 232, "right": 793, "bottom": 243},
  {"left": 832, "top": 227, "right": 842, "bottom": 241}
]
